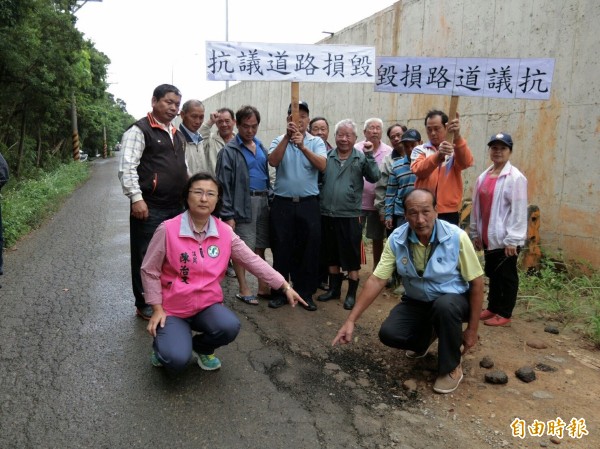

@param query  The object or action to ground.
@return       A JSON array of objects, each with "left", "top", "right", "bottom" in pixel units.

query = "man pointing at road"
[{"left": 333, "top": 188, "right": 484, "bottom": 394}]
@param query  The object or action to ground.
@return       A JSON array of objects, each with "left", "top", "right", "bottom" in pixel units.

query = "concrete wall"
[{"left": 202, "top": 0, "right": 600, "bottom": 267}]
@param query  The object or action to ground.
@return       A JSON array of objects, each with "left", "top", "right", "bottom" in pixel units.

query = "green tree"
[{"left": 0, "top": 0, "right": 133, "bottom": 178}]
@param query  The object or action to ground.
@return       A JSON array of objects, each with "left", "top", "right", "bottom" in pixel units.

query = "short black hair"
[
  {"left": 217, "top": 107, "right": 235, "bottom": 120},
  {"left": 424, "top": 110, "right": 448, "bottom": 127},
  {"left": 402, "top": 188, "right": 437, "bottom": 212},
  {"left": 309, "top": 116, "right": 329, "bottom": 131},
  {"left": 236, "top": 105, "right": 261, "bottom": 125},
  {"left": 386, "top": 123, "right": 407, "bottom": 138},
  {"left": 152, "top": 84, "right": 181, "bottom": 101},
  {"left": 182, "top": 172, "right": 223, "bottom": 216}
]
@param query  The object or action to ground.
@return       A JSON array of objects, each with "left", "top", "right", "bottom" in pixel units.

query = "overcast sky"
[{"left": 75, "top": 0, "right": 396, "bottom": 118}]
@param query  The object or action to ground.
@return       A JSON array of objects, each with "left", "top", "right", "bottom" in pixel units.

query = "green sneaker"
[
  {"left": 195, "top": 352, "right": 221, "bottom": 371},
  {"left": 150, "top": 351, "right": 163, "bottom": 367}
]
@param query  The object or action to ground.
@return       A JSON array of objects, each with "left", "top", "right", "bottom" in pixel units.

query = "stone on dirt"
[
  {"left": 484, "top": 370, "right": 509, "bottom": 384},
  {"left": 527, "top": 339, "right": 548, "bottom": 349},
  {"left": 480, "top": 356, "right": 494, "bottom": 368},
  {"left": 515, "top": 366, "right": 536, "bottom": 382},
  {"left": 535, "top": 362, "right": 557, "bottom": 372}
]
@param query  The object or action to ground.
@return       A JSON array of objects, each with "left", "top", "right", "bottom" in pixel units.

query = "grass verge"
[
  {"left": 1, "top": 162, "right": 90, "bottom": 248},
  {"left": 519, "top": 258, "right": 600, "bottom": 348}
]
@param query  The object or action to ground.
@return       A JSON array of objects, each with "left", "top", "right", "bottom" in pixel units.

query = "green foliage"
[
  {"left": 0, "top": 0, "right": 134, "bottom": 179},
  {"left": 519, "top": 258, "right": 600, "bottom": 347},
  {"left": 2, "top": 161, "right": 90, "bottom": 247}
]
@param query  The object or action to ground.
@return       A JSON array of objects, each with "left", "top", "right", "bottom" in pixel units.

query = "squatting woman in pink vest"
[{"left": 141, "top": 172, "right": 306, "bottom": 372}]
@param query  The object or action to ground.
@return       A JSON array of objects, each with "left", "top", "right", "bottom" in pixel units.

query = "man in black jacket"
[
  {"left": 118, "top": 84, "right": 187, "bottom": 319},
  {"left": 216, "top": 105, "right": 271, "bottom": 305}
]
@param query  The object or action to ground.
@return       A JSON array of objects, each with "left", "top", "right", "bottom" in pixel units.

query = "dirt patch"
[{"left": 224, "top": 250, "right": 600, "bottom": 448}]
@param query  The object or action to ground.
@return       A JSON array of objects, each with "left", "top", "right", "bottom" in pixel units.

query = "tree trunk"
[
  {"left": 15, "top": 108, "right": 26, "bottom": 179},
  {"left": 36, "top": 126, "right": 42, "bottom": 167}
]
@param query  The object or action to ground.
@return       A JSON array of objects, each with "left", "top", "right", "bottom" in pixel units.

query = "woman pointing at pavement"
[{"left": 141, "top": 172, "right": 306, "bottom": 372}]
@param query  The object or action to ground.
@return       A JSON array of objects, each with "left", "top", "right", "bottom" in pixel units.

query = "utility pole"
[
  {"left": 225, "top": 0, "right": 229, "bottom": 90},
  {"left": 103, "top": 123, "right": 107, "bottom": 159},
  {"left": 71, "top": 0, "right": 103, "bottom": 160},
  {"left": 72, "top": 93, "right": 80, "bottom": 161}
]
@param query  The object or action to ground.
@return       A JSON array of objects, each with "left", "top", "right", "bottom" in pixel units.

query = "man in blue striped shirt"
[{"left": 384, "top": 129, "right": 421, "bottom": 230}]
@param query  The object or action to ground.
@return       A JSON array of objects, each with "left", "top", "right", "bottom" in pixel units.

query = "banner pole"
[
  {"left": 291, "top": 82, "right": 300, "bottom": 125},
  {"left": 446, "top": 95, "right": 459, "bottom": 143}
]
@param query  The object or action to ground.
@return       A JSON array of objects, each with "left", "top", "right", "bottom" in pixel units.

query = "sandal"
[{"left": 235, "top": 294, "right": 259, "bottom": 305}]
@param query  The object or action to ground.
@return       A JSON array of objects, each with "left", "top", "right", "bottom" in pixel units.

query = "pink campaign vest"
[{"left": 160, "top": 214, "right": 232, "bottom": 318}]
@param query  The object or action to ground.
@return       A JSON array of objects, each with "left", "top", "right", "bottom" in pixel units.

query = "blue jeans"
[{"left": 153, "top": 303, "right": 241, "bottom": 372}]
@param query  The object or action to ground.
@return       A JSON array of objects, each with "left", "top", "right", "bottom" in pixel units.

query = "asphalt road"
[{"left": 0, "top": 158, "right": 325, "bottom": 449}]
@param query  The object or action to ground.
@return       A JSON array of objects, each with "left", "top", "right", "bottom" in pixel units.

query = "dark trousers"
[
  {"left": 379, "top": 294, "right": 470, "bottom": 374},
  {"left": 484, "top": 248, "right": 519, "bottom": 318},
  {"left": 438, "top": 212, "right": 460, "bottom": 226},
  {"left": 318, "top": 216, "right": 330, "bottom": 285},
  {"left": 270, "top": 196, "right": 320, "bottom": 299},
  {"left": 130, "top": 205, "right": 182, "bottom": 308},
  {"left": 153, "top": 303, "right": 241, "bottom": 372}
]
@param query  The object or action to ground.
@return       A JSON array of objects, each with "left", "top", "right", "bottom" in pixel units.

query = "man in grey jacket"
[
  {"left": 216, "top": 105, "right": 271, "bottom": 304},
  {"left": 200, "top": 107, "right": 236, "bottom": 175},
  {"left": 318, "top": 119, "right": 380, "bottom": 310},
  {"left": 179, "top": 99, "right": 206, "bottom": 175}
]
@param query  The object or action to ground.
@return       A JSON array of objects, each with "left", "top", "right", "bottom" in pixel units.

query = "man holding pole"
[
  {"left": 410, "top": 110, "right": 473, "bottom": 225},
  {"left": 268, "top": 101, "right": 327, "bottom": 311}
]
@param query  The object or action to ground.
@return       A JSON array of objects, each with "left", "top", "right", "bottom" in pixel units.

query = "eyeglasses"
[{"left": 189, "top": 190, "right": 218, "bottom": 199}]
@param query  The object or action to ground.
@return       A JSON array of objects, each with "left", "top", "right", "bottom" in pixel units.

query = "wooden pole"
[
  {"left": 291, "top": 82, "right": 300, "bottom": 125},
  {"left": 445, "top": 95, "right": 459, "bottom": 143},
  {"left": 522, "top": 205, "right": 542, "bottom": 272}
]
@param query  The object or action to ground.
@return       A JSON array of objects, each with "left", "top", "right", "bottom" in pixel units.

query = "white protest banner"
[
  {"left": 375, "top": 57, "right": 554, "bottom": 100},
  {"left": 206, "top": 41, "right": 376, "bottom": 83}
]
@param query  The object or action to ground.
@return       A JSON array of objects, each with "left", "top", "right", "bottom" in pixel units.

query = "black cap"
[
  {"left": 287, "top": 101, "right": 309, "bottom": 115},
  {"left": 401, "top": 129, "right": 421, "bottom": 142},
  {"left": 487, "top": 132, "right": 513, "bottom": 149}
]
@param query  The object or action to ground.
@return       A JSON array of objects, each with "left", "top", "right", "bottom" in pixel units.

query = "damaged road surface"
[{"left": 4, "top": 158, "right": 597, "bottom": 448}]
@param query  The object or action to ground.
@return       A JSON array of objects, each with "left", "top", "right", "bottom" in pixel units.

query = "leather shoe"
[
  {"left": 301, "top": 296, "right": 317, "bottom": 311},
  {"left": 268, "top": 295, "right": 287, "bottom": 309}
]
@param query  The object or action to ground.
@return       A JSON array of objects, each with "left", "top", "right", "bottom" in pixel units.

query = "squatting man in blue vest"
[{"left": 332, "top": 188, "right": 484, "bottom": 394}]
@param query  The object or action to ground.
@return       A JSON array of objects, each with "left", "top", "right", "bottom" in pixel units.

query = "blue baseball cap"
[
  {"left": 487, "top": 132, "right": 513, "bottom": 149},
  {"left": 401, "top": 129, "right": 421, "bottom": 142},
  {"left": 287, "top": 101, "right": 309, "bottom": 115}
]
